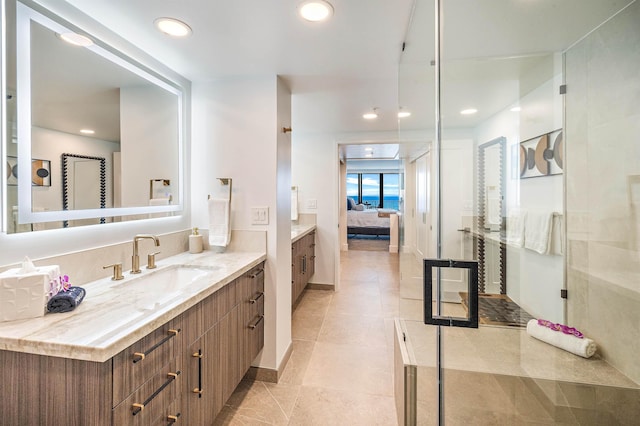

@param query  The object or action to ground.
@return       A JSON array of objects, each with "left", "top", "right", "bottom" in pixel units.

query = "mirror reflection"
[
  {"left": 4, "top": 0, "right": 183, "bottom": 233},
  {"left": 477, "top": 137, "right": 506, "bottom": 296}
]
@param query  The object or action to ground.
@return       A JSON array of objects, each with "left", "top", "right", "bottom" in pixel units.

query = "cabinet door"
[{"left": 182, "top": 338, "right": 204, "bottom": 426}]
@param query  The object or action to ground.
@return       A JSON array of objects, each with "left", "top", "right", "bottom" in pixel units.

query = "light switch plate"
[
  {"left": 251, "top": 207, "right": 269, "bottom": 225},
  {"left": 307, "top": 199, "right": 317, "bottom": 209}
]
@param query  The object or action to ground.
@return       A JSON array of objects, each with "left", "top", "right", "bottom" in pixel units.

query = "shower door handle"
[{"left": 423, "top": 258, "right": 478, "bottom": 328}]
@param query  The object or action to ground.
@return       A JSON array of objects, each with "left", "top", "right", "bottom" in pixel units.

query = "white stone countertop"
[
  {"left": 0, "top": 250, "right": 266, "bottom": 363},
  {"left": 291, "top": 223, "right": 316, "bottom": 243}
]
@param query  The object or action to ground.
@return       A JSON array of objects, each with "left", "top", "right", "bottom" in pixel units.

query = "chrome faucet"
[{"left": 132, "top": 234, "right": 160, "bottom": 274}]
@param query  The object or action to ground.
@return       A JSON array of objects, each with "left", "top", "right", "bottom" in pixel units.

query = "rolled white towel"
[{"left": 526, "top": 319, "right": 597, "bottom": 359}]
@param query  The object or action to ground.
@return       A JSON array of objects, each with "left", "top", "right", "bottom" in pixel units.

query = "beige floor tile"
[
  {"left": 288, "top": 386, "right": 398, "bottom": 426},
  {"left": 326, "top": 292, "right": 383, "bottom": 316},
  {"left": 303, "top": 341, "right": 394, "bottom": 396},
  {"left": 221, "top": 379, "right": 295, "bottom": 425},
  {"left": 291, "top": 310, "right": 325, "bottom": 341},
  {"left": 317, "top": 312, "right": 388, "bottom": 348},
  {"left": 278, "top": 339, "right": 316, "bottom": 385}
]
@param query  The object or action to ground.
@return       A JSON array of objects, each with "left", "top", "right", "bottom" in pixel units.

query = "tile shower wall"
[{"left": 565, "top": 0, "right": 640, "bottom": 384}]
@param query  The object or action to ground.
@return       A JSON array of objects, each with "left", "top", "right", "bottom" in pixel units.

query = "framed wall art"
[
  {"left": 518, "top": 129, "right": 563, "bottom": 179},
  {"left": 31, "top": 158, "right": 51, "bottom": 186}
]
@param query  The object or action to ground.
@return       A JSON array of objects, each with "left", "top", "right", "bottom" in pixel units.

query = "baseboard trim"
[
  {"left": 306, "top": 282, "right": 335, "bottom": 291},
  {"left": 244, "top": 341, "right": 294, "bottom": 384}
]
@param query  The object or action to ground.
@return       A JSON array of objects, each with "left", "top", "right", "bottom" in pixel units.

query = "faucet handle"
[
  {"left": 103, "top": 263, "right": 124, "bottom": 280},
  {"left": 147, "top": 252, "right": 161, "bottom": 270}
]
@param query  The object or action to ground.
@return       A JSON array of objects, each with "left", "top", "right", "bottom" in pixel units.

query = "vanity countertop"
[
  {"left": 291, "top": 223, "right": 316, "bottom": 243},
  {"left": 0, "top": 250, "right": 266, "bottom": 363}
]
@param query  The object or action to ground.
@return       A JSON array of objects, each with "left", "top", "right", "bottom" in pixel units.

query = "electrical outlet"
[
  {"left": 307, "top": 199, "right": 317, "bottom": 209},
  {"left": 251, "top": 207, "right": 269, "bottom": 225}
]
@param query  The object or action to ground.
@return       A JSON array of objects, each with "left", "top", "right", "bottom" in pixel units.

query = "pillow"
[
  {"left": 347, "top": 198, "right": 355, "bottom": 210},
  {"left": 353, "top": 204, "right": 365, "bottom": 211}
]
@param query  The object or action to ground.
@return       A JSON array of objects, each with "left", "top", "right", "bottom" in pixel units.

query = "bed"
[
  {"left": 346, "top": 196, "right": 397, "bottom": 236},
  {"left": 347, "top": 209, "right": 393, "bottom": 236}
]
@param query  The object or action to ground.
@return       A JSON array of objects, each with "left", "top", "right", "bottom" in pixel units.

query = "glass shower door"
[{"left": 397, "top": 0, "right": 640, "bottom": 424}]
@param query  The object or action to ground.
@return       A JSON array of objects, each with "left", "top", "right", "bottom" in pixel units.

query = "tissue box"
[{"left": 0, "top": 265, "right": 61, "bottom": 322}]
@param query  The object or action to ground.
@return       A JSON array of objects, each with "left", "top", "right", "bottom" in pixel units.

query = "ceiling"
[{"left": 43, "top": 0, "right": 635, "bottom": 159}]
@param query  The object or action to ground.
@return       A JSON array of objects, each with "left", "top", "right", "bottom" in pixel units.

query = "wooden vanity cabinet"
[
  {"left": 0, "top": 261, "right": 265, "bottom": 426},
  {"left": 292, "top": 231, "right": 316, "bottom": 307},
  {"left": 0, "top": 350, "right": 112, "bottom": 426},
  {"left": 181, "top": 262, "right": 265, "bottom": 425}
]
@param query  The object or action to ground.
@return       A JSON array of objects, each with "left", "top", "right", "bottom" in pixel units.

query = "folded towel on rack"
[
  {"left": 149, "top": 197, "right": 170, "bottom": 206},
  {"left": 526, "top": 319, "right": 596, "bottom": 358},
  {"left": 209, "top": 198, "right": 231, "bottom": 247},
  {"left": 47, "top": 286, "right": 86, "bottom": 314},
  {"left": 506, "top": 208, "right": 526, "bottom": 247},
  {"left": 549, "top": 213, "right": 564, "bottom": 255},
  {"left": 524, "top": 210, "right": 553, "bottom": 254}
]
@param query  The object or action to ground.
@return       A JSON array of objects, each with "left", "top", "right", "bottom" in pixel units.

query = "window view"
[
  {"left": 362, "top": 173, "right": 381, "bottom": 208},
  {"left": 346, "top": 173, "right": 359, "bottom": 202},
  {"left": 347, "top": 173, "right": 399, "bottom": 209}
]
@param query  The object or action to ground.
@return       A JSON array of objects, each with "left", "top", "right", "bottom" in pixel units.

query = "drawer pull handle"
[
  {"left": 132, "top": 370, "right": 181, "bottom": 416},
  {"left": 249, "top": 269, "right": 264, "bottom": 279},
  {"left": 248, "top": 315, "right": 264, "bottom": 329},
  {"left": 249, "top": 292, "right": 264, "bottom": 304},
  {"left": 167, "top": 413, "right": 181, "bottom": 424},
  {"left": 132, "top": 328, "right": 181, "bottom": 363},
  {"left": 193, "top": 348, "right": 203, "bottom": 398}
]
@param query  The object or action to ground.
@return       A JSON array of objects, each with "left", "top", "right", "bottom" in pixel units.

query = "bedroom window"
[{"left": 346, "top": 173, "right": 399, "bottom": 209}]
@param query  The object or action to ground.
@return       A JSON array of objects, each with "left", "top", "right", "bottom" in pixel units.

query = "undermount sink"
[{"left": 123, "top": 265, "right": 219, "bottom": 310}]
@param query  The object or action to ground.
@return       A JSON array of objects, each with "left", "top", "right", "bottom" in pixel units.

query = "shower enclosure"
[{"left": 395, "top": 0, "right": 640, "bottom": 424}]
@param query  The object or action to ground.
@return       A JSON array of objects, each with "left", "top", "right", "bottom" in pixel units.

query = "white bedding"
[{"left": 347, "top": 209, "right": 394, "bottom": 228}]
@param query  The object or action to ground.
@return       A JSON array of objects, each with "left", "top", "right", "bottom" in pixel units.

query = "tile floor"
[{"left": 214, "top": 249, "right": 400, "bottom": 425}]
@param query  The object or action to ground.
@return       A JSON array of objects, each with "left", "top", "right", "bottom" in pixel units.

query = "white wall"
[
  {"left": 474, "top": 55, "right": 564, "bottom": 322},
  {"left": 120, "top": 85, "right": 179, "bottom": 207},
  {"left": 291, "top": 132, "right": 337, "bottom": 286},
  {"left": 190, "top": 76, "right": 292, "bottom": 372}
]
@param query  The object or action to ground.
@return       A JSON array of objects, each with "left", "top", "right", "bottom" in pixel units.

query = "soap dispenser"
[{"left": 189, "top": 227, "right": 204, "bottom": 254}]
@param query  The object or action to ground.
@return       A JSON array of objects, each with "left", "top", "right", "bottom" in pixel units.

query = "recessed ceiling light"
[
  {"left": 363, "top": 108, "right": 379, "bottom": 120},
  {"left": 58, "top": 32, "right": 94, "bottom": 47},
  {"left": 510, "top": 106, "right": 521, "bottom": 112},
  {"left": 154, "top": 17, "right": 192, "bottom": 37},
  {"left": 398, "top": 109, "right": 411, "bottom": 118},
  {"left": 365, "top": 153, "right": 373, "bottom": 158},
  {"left": 460, "top": 108, "right": 478, "bottom": 115},
  {"left": 298, "top": 1, "right": 334, "bottom": 22},
  {"left": 364, "top": 147, "right": 373, "bottom": 151},
  {"left": 80, "top": 129, "right": 95, "bottom": 135}
]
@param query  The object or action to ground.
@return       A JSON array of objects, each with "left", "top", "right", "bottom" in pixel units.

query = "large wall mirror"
[
  {"left": 477, "top": 136, "right": 506, "bottom": 295},
  {"left": 3, "top": 0, "right": 184, "bottom": 233}
]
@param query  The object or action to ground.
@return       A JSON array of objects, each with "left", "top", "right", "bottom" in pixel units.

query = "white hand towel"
[
  {"left": 506, "top": 208, "right": 526, "bottom": 247},
  {"left": 291, "top": 189, "right": 299, "bottom": 221},
  {"left": 209, "top": 198, "right": 231, "bottom": 247},
  {"left": 524, "top": 210, "right": 553, "bottom": 254},
  {"left": 526, "top": 319, "right": 596, "bottom": 358},
  {"left": 149, "top": 197, "right": 170, "bottom": 206}
]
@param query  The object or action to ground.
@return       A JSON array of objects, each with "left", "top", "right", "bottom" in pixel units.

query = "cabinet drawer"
[
  {"left": 113, "top": 317, "right": 182, "bottom": 405},
  {"left": 246, "top": 264, "right": 265, "bottom": 292},
  {"left": 112, "top": 359, "right": 182, "bottom": 426},
  {"left": 245, "top": 289, "right": 264, "bottom": 325}
]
